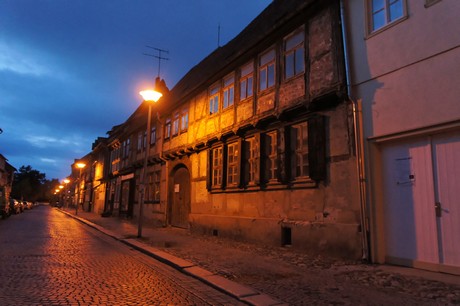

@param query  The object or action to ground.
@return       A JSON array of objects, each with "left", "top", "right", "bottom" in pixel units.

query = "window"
[
  {"left": 164, "top": 117, "right": 171, "bottom": 139},
  {"left": 154, "top": 171, "right": 160, "bottom": 201},
  {"left": 122, "top": 138, "right": 130, "bottom": 159},
  {"left": 227, "top": 142, "right": 239, "bottom": 186},
  {"left": 240, "top": 62, "right": 253, "bottom": 100},
  {"left": 246, "top": 137, "right": 259, "bottom": 184},
  {"left": 291, "top": 122, "right": 309, "bottom": 178},
  {"left": 368, "top": 0, "right": 405, "bottom": 33},
  {"left": 266, "top": 131, "right": 278, "bottom": 181},
  {"left": 180, "top": 108, "right": 189, "bottom": 132},
  {"left": 172, "top": 112, "right": 179, "bottom": 136},
  {"left": 223, "top": 75, "right": 234, "bottom": 109},
  {"left": 259, "top": 48, "right": 275, "bottom": 91},
  {"left": 150, "top": 127, "right": 156, "bottom": 145},
  {"left": 147, "top": 170, "right": 161, "bottom": 202},
  {"left": 212, "top": 146, "right": 223, "bottom": 187},
  {"left": 209, "top": 85, "right": 220, "bottom": 114},
  {"left": 284, "top": 29, "right": 305, "bottom": 79}
]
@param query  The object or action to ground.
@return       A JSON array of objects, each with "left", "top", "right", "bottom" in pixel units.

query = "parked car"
[
  {"left": 9, "top": 199, "right": 21, "bottom": 214},
  {"left": 22, "top": 201, "right": 32, "bottom": 210}
]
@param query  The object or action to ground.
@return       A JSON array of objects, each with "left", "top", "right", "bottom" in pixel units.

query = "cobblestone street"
[
  {"left": 60, "top": 207, "right": 460, "bottom": 305},
  {"left": 0, "top": 206, "right": 243, "bottom": 305}
]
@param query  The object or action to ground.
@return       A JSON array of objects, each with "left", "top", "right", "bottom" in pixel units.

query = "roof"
[{"left": 166, "top": 0, "right": 317, "bottom": 109}]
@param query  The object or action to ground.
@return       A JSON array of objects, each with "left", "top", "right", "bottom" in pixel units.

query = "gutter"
[{"left": 339, "top": 0, "right": 370, "bottom": 261}]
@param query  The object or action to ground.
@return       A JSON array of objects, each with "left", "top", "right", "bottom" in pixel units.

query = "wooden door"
[
  {"left": 432, "top": 132, "right": 460, "bottom": 267},
  {"left": 170, "top": 167, "right": 190, "bottom": 228}
]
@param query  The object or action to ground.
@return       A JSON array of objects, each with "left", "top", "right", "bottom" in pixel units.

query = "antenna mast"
[
  {"left": 143, "top": 46, "right": 169, "bottom": 77},
  {"left": 217, "top": 23, "right": 221, "bottom": 47}
]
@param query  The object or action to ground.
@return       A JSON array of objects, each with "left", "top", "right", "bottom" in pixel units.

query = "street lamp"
[
  {"left": 138, "top": 88, "right": 163, "bottom": 238},
  {"left": 75, "top": 162, "right": 86, "bottom": 215},
  {"left": 63, "top": 179, "right": 70, "bottom": 208}
]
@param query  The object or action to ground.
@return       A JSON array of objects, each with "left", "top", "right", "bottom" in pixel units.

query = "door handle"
[{"left": 435, "top": 202, "right": 442, "bottom": 217}]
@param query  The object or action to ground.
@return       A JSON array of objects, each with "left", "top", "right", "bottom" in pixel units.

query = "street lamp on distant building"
[
  {"left": 75, "top": 162, "right": 86, "bottom": 215},
  {"left": 137, "top": 87, "right": 163, "bottom": 238},
  {"left": 63, "top": 178, "right": 70, "bottom": 208}
]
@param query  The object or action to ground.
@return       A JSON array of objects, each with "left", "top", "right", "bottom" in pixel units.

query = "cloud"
[{"left": 0, "top": 41, "right": 53, "bottom": 77}]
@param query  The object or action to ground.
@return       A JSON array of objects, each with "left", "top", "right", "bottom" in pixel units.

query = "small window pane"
[
  {"left": 372, "top": 0, "right": 385, "bottom": 11},
  {"left": 372, "top": 10, "right": 386, "bottom": 31},
  {"left": 247, "top": 77, "right": 253, "bottom": 97},
  {"left": 285, "top": 32, "right": 304, "bottom": 51},
  {"left": 260, "top": 68, "right": 267, "bottom": 91},
  {"left": 240, "top": 79, "right": 247, "bottom": 100},
  {"left": 241, "top": 62, "right": 253, "bottom": 76},
  {"left": 285, "top": 53, "right": 294, "bottom": 79},
  {"left": 389, "top": 0, "right": 403, "bottom": 21},
  {"left": 267, "top": 64, "right": 275, "bottom": 88},
  {"left": 260, "top": 49, "right": 275, "bottom": 66},
  {"left": 295, "top": 48, "right": 304, "bottom": 74}
]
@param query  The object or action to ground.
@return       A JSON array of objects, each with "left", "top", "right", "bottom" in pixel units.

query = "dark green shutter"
[
  {"left": 308, "top": 115, "right": 326, "bottom": 182},
  {"left": 206, "top": 148, "right": 213, "bottom": 191}
]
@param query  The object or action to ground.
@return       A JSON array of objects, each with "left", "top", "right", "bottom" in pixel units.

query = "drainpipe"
[{"left": 340, "top": 0, "right": 370, "bottom": 261}]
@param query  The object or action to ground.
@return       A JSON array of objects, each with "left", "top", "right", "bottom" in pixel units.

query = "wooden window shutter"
[
  {"left": 254, "top": 134, "right": 260, "bottom": 185},
  {"left": 241, "top": 139, "right": 250, "bottom": 187},
  {"left": 260, "top": 133, "right": 269, "bottom": 184},
  {"left": 206, "top": 148, "right": 213, "bottom": 191},
  {"left": 236, "top": 139, "right": 242, "bottom": 188},
  {"left": 279, "top": 127, "right": 289, "bottom": 183},
  {"left": 308, "top": 115, "right": 326, "bottom": 182},
  {"left": 222, "top": 143, "right": 228, "bottom": 189}
]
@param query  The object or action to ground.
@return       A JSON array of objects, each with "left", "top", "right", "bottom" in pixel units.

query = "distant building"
[
  {"left": 0, "top": 154, "right": 16, "bottom": 214},
  {"left": 344, "top": 0, "right": 460, "bottom": 271}
]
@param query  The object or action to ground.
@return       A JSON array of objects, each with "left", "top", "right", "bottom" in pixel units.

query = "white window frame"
[
  {"left": 259, "top": 48, "right": 276, "bottom": 92},
  {"left": 209, "top": 85, "right": 220, "bottom": 115},
  {"left": 284, "top": 28, "right": 305, "bottom": 80},
  {"left": 240, "top": 61, "right": 254, "bottom": 100},
  {"left": 223, "top": 74, "right": 235, "bottom": 109},
  {"left": 366, "top": 0, "right": 407, "bottom": 35}
]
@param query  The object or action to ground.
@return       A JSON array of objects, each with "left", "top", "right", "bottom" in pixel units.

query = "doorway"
[
  {"left": 381, "top": 131, "right": 460, "bottom": 270},
  {"left": 169, "top": 166, "right": 191, "bottom": 228}
]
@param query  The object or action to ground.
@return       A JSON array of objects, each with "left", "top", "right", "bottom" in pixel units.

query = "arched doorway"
[{"left": 169, "top": 166, "right": 191, "bottom": 228}]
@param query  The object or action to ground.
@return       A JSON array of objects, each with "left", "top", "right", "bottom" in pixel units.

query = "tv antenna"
[
  {"left": 217, "top": 23, "right": 221, "bottom": 47},
  {"left": 143, "top": 46, "right": 169, "bottom": 77}
]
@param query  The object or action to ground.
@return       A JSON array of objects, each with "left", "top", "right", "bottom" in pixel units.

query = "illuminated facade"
[
  {"left": 79, "top": 0, "right": 364, "bottom": 258},
  {"left": 155, "top": 0, "right": 361, "bottom": 257}
]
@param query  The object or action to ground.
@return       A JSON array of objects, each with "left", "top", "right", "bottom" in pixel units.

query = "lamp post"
[
  {"left": 138, "top": 88, "right": 162, "bottom": 238},
  {"left": 63, "top": 179, "right": 70, "bottom": 208},
  {"left": 75, "top": 162, "right": 86, "bottom": 215}
]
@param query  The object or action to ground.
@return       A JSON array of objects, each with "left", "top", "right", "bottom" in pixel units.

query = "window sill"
[
  {"left": 290, "top": 177, "right": 317, "bottom": 189},
  {"left": 366, "top": 15, "right": 408, "bottom": 39},
  {"left": 283, "top": 72, "right": 305, "bottom": 83}
]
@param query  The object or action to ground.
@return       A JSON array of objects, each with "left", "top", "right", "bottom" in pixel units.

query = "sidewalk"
[{"left": 57, "top": 207, "right": 460, "bottom": 305}]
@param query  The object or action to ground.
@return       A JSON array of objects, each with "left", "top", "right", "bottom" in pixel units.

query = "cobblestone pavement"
[
  {"left": 0, "top": 206, "right": 244, "bottom": 306},
  {"left": 60, "top": 207, "right": 460, "bottom": 305}
]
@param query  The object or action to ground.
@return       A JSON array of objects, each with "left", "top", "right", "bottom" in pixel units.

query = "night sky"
[{"left": 0, "top": 0, "right": 272, "bottom": 181}]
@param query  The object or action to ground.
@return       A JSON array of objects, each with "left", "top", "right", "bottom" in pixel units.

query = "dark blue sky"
[{"left": 0, "top": 0, "right": 272, "bottom": 181}]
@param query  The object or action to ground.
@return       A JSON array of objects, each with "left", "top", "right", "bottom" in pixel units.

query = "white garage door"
[{"left": 381, "top": 131, "right": 460, "bottom": 270}]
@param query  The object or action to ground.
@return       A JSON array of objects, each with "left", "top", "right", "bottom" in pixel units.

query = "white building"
[{"left": 344, "top": 0, "right": 460, "bottom": 273}]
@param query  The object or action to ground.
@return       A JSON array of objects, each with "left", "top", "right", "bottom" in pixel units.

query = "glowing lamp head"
[
  {"left": 63, "top": 179, "right": 70, "bottom": 184},
  {"left": 76, "top": 162, "right": 86, "bottom": 169},
  {"left": 139, "top": 90, "right": 162, "bottom": 103}
]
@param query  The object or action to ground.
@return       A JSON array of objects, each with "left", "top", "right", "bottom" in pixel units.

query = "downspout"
[{"left": 340, "top": 0, "right": 370, "bottom": 261}]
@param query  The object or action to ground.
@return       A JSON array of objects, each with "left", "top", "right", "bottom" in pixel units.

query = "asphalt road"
[{"left": 0, "top": 205, "right": 244, "bottom": 305}]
